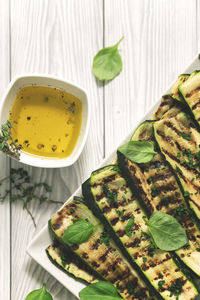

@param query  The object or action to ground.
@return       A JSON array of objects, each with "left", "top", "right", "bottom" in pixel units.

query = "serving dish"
[
  {"left": 0, "top": 74, "right": 90, "bottom": 168},
  {"left": 27, "top": 55, "right": 200, "bottom": 298}
]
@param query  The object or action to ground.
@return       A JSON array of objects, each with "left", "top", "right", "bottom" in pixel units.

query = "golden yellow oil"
[{"left": 9, "top": 85, "right": 82, "bottom": 158}]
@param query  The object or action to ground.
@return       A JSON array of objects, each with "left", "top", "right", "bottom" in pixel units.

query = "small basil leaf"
[
  {"left": 118, "top": 141, "right": 157, "bottom": 164},
  {"left": 25, "top": 284, "right": 53, "bottom": 300},
  {"left": 146, "top": 211, "right": 188, "bottom": 251},
  {"left": 79, "top": 281, "right": 122, "bottom": 300},
  {"left": 93, "top": 37, "right": 124, "bottom": 81},
  {"left": 62, "top": 219, "right": 94, "bottom": 246}
]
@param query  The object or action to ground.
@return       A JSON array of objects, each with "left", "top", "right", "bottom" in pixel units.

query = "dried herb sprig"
[
  {"left": 0, "top": 121, "right": 22, "bottom": 159},
  {"left": 0, "top": 168, "right": 63, "bottom": 227}
]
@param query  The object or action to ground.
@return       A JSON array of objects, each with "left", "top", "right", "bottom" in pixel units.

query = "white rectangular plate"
[{"left": 27, "top": 55, "right": 200, "bottom": 299}]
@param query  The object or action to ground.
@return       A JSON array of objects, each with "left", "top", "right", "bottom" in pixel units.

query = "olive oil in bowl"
[{"left": 9, "top": 86, "right": 82, "bottom": 159}]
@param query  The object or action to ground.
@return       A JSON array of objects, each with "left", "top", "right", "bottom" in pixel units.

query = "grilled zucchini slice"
[
  {"left": 152, "top": 73, "right": 190, "bottom": 121},
  {"left": 49, "top": 198, "right": 152, "bottom": 300},
  {"left": 179, "top": 71, "right": 200, "bottom": 127},
  {"left": 154, "top": 112, "right": 200, "bottom": 222},
  {"left": 83, "top": 166, "right": 198, "bottom": 300},
  {"left": 151, "top": 95, "right": 175, "bottom": 120},
  {"left": 171, "top": 74, "right": 190, "bottom": 102},
  {"left": 46, "top": 240, "right": 98, "bottom": 284},
  {"left": 127, "top": 120, "right": 200, "bottom": 276},
  {"left": 151, "top": 95, "right": 182, "bottom": 121}
]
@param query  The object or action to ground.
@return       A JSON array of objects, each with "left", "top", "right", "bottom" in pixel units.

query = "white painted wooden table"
[{"left": 0, "top": 0, "right": 199, "bottom": 299}]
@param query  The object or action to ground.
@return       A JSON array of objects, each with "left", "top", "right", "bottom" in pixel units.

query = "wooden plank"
[
  {"left": 104, "top": 0, "right": 197, "bottom": 155},
  {"left": 0, "top": 0, "right": 10, "bottom": 299},
  {"left": 10, "top": 0, "right": 103, "bottom": 299}
]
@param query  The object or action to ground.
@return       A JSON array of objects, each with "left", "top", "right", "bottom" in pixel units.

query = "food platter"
[{"left": 27, "top": 54, "right": 200, "bottom": 298}]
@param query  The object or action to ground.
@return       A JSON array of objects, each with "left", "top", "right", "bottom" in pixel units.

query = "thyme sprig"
[
  {"left": 0, "top": 168, "right": 63, "bottom": 227},
  {"left": 0, "top": 121, "right": 22, "bottom": 159}
]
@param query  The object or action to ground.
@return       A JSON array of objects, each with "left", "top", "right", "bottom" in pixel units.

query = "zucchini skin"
[
  {"left": 46, "top": 242, "right": 99, "bottom": 285},
  {"left": 49, "top": 198, "right": 152, "bottom": 300},
  {"left": 83, "top": 165, "right": 198, "bottom": 300}
]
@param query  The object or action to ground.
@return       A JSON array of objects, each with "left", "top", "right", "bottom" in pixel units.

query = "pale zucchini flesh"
[
  {"left": 49, "top": 198, "right": 151, "bottom": 300},
  {"left": 128, "top": 120, "right": 200, "bottom": 277},
  {"left": 83, "top": 165, "right": 198, "bottom": 300}
]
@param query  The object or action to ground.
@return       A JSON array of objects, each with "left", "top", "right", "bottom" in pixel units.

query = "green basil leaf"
[
  {"left": 62, "top": 219, "right": 94, "bottom": 246},
  {"left": 118, "top": 141, "right": 157, "bottom": 163},
  {"left": 93, "top": 37, "right": 124, "bottom": 81},
  {"left": 25, "top": 284, "right": 53, "bottom": 300},
  {"left": 79, "top": 281, "right": 122, "bottom": 300},
  {"left": 146, "top": 211, "right": 188, "bottom": 251}
]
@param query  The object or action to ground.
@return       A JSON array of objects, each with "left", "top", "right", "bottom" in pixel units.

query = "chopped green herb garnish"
[
  {"left": 174, "top": 204, "right": 187, "bottom": 217},
  {"left": 103, "top": 184, "right": 117, "bottom": 203},
  {"left": 178, "top": 132, "right": 192, "bottom": 141},
  {"left": 115, "top": 209, "right": 125, "bottom": 218},
  {"left": 122, "top": 195, "right": 128, "bottom": 204},
  {"left": 158, "top": 280, "right": 165, "bottom": 291},
  {"left": 151, "top": 185, "right": 160, "bottom": 197},
  {"left": 72, "top": 218, "right": 78, "bottom": 223},
  {"left": 147, "top": 177, "right": 152, "bottom": 184},
  {"left": 196, "top": 150, "right": 200, "bottom": 161},
  {"left": 186, "top": 149, "right": 194, "bottom": 166},
  {"left": 61, "top": 253, "right": 69, "bottom": 267},
  {"left": 178, "top": 131, "right": 192, "bottom": 141},
  {"left": 142, "top": 257, "right": 147, "bottom": 263},
  {"left": 99, "top": 230, "right": 110, "bottom": 246},
  {"left": 177, "top": 152, "right": 181, "bottom": 158},
  {"left": 196, "top": 247, "right": 200, "bottom": 252},
  {"left": 70, "top": 208, "right": 75, "bottom": 214},
  {"left": 125, "top": 216, "right": 135, "bottom": 237},
  {"left": 148, "top": 243, "right": 156, "bottom": 257},
  {"left": 168, "top": 278, "right": 183, "bottom": 299},
  {"left": 184, "top": 190, "right": 191, "bottom": 197}
]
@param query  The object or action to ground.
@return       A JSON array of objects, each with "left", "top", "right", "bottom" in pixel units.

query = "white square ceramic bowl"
[{"left": 0, "top": 74, "right": 90, "bottom": 168}]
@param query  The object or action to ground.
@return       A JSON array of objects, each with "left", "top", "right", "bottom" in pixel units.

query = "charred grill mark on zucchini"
[
  {"left": 49, "top": 198, "right": 152, "bottom": 300},
  {"left": 83, "top": 165, "right": 198, "bottom": 299}
]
